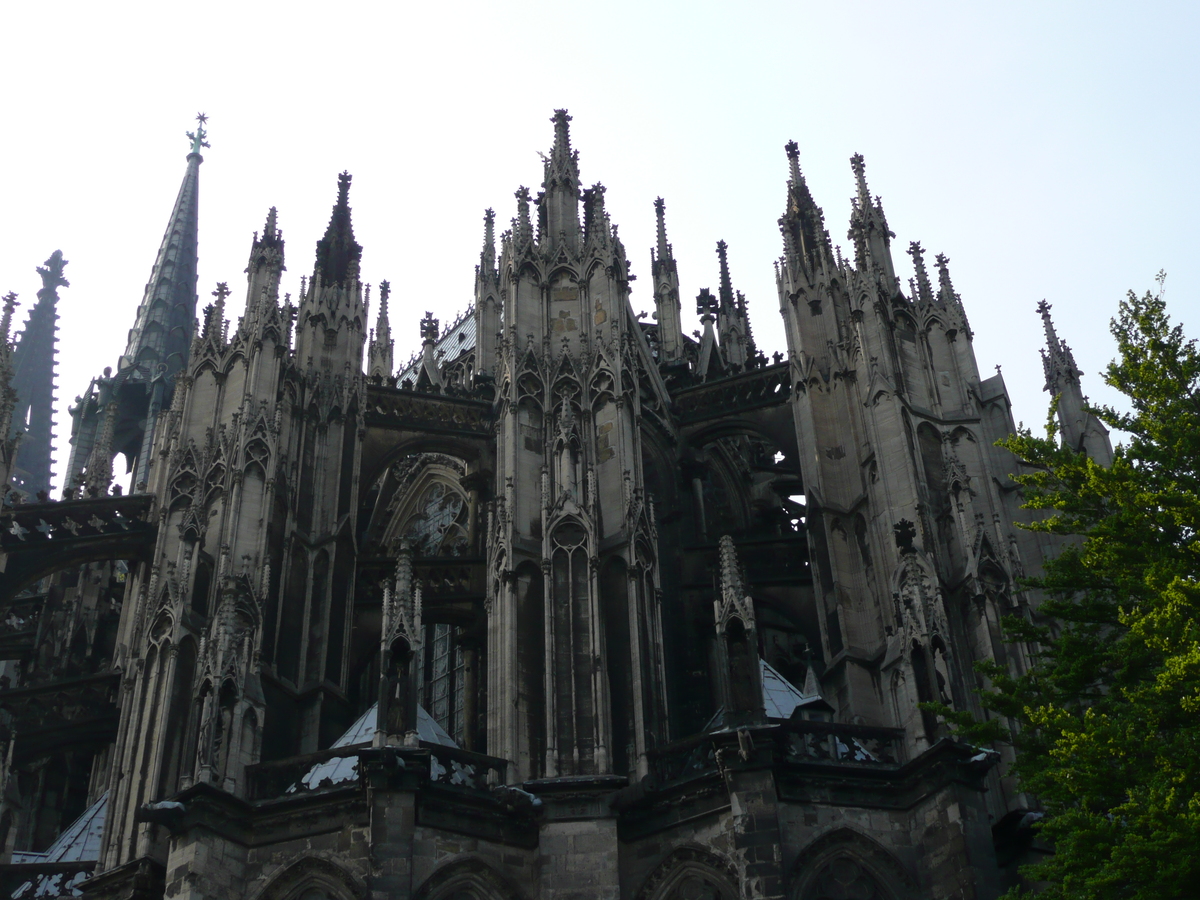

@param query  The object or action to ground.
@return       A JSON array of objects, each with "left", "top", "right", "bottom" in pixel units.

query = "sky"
[{"left": 1, "top": 1, "right": 1196, "bottom": 493}]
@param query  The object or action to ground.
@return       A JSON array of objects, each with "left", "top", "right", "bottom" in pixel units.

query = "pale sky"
[{"left": 1, "top": 1, "right": 1196, "bottom": 493}]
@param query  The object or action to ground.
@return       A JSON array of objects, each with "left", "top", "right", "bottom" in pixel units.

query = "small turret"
[
  {"left": 417, "top": 312, "right": 443, "bottom": 391},
  {"left": 541, "top": 109, "right": 581, "bottom": 253}
]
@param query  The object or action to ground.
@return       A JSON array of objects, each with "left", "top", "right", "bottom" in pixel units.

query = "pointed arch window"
[{"left": 405, "top": 482, "right": 469, "bottom": 557}]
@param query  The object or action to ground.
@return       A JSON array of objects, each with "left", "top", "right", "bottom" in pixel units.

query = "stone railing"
[
  {"left": 645, "top": 719, "right": 905, "bottom": 790},
  {"left": 246, "top": 741, "right": 509, "bottom": 802},
  {"left": 423, "top": 741, "right": 508, "bottom": 790},
  {"left": 672, "top": 363, "right": 791, "bottom": 425},
  {"left": 245, "top": 744, "right": 369, "bottom": 801}
]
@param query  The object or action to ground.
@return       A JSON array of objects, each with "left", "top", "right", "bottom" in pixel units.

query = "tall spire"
[
  {"left": 778, "top": 141, "right": 832, "bottom": 278},
  {"left": 315, "top": 172, "right": 362, "bottom": 285},
  {"left": 119, "top": 114, "right": 206, "bottom": 375},
  {"left": 368, "top": 280, "right": 394, "bottom": 379},
  {"left": 9, "top": 251, "right": 65, "bottom": 499},
  {"left": 715, "top": 241, "right": 752, "bottom": 369},
  {"left": 243, "top": 207, "right": 286, "bottom": 333},
  {"left": 907, "top": 242, "right": 935, "bottom": 306},
  {"left": 540, "top": 110, "right": 581, "bottom": 253},
  {"left": 481, "top": 208, "right": 496, "bottom": 271},
  {"left": 1037, "top": 300, "right": 1112, "bottom": 464},
  {"left": 846, "top": 153, "right": 896, "bottom": 284},
  {"left": 650, "top": 198, "right": 684, "bottom": 363},
  {"left": 1037, "top": 300, "right": 1079, "bottom": 391}
]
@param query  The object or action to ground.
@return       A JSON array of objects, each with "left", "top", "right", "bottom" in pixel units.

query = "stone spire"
[
  {"left": 474, "top": 210, "right": 501, "bottom": 380},
  {"left": 243, "top": 207, "right": 286, "bottom": 332},
  {"left": 119, "top": 117, "right": 206, "bottom": 375},
  {"left": 368, "top": 280, "right": 394, "bottom": 379},
  {"left": 846, "top": 153, "right": 896, "bottom": 283},
  {"left": 715, "top": 241, "right": 752, "bottom": 369},
  {"left": 934, "top": 253, "right": 971, "bottom": 340},
  {"left": 315, "top": 172, "right": 362, "bottom": 286},
  {"left": 9, "top": 251, "right": 66, "bottom": 499},
  {"left": 907, "top": 242, "right": 935, "bottom": 307},
  {"left": 650, "top": 198, "right": 684, "bottom": 363},
  {"left": 1038, "top": 300, "right": 1112, "bottom": 464},
  {"left": 539, "top": 109, "right": 581, "bottom": 253},
  {"left": 417, "top": 312, "right": 443, "bottom": 391},
  {"left": 0, "top": 292, "right": 21, "bottom": 500},
  {"left": 778, "top": 141, "right": 833, "bottom": 279}
]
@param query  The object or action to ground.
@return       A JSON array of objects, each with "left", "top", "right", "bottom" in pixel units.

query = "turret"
[
  {"left": 1038, "top": 300, "right": 1112, "bottom": 464},
  {"left": 650, "top": 198, "right": 684, "bottom": 363}
]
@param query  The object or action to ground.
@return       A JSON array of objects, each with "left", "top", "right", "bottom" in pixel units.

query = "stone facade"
[{"left": 0, "top": 111, "right": 1105, "bottom": 900}]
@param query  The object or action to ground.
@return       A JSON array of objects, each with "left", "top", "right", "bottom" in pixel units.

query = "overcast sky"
[{"left": 1, "top": 1, "right": 1196, "bottom": 492}]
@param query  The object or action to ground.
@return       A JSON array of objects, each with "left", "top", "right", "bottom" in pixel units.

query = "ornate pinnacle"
[
  {"left": 186, "top": 112, "right": 210, "bottom": 156},
  {"left": 696, "top": 288, "right": 719, "bottom": 318},
  {"left": 850, "top": 153, "right": 870, "bottom": 204},
  {"left": 420, "top": 311, "right": 439, "bottom": 343},
  {"left": 907, "top": 242, "right": 934, "bottom": 305},
  {"left": 37, "top": 251, "right": 70, "bottom": 292},
  {"left": 716, "top": 240, "right": 734, "bottom": 308},
  {"left": 336, "top": 171, "right": 352, "bottom": 207},
  {"left": 784, "top": 140, "right": 802, "bottom": 186}
]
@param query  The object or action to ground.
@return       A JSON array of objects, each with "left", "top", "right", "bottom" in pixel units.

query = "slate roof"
[{"left": 10, "top": 792, "right": 106, "bottom": 898}]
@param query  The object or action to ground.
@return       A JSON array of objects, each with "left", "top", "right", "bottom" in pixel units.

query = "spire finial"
[
  {"left": 187, "top": 112, "right": 210, "bottom": 156},
  {"left": 784, "top": 141, "right": 802, "bottom": 187},
  {"left": 315, "top": 172, "right": 362, "bottom": 285},
  {"left": 654, "top": 197, "right": 671, "bottom": 262},
  {"left": 482, "top": 208, "right": 496, "bottom": 268},
  {"left": 420, "top": 311, "right": 439, "bottom": 344},
  {"left": 716, "top": 240, "right": 734, "bottom": 309},
  {"left": 850, "top": 153, "right": 870, "bottom": 205},
  {"left": 551, "top": 109, "right": 573, "bottom": 159},
  {"left": 37, "top": 251, "right": 70, "bottom": 293},
  {"left": 264, "top": 207, "right": 278, "bottom": 240},
  {"left": 907, "top": 242, "right": 934, "bottom": 305}
]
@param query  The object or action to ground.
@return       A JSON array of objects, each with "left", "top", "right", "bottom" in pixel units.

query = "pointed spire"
[
  {"left": 650, "top": 198, "right": 683, "bottom": 363},
  {"left": 1037, "top": 300, "right": 1079, "bottom": 390},
  {"left": 120, "top": 118, "right": 205, "bottom": 375},
  {"left": 514, "top": 186, "right": 533, "bottom": 248},
  {"left": 653, "top": 197, "right": 672, "bottom": 266},
  {"left": 717, "top": 240, "right": 734, "bottom": 311},
  {"left": 847, "top": 153, "right": 896, "bottom": 280},
  {"left": 481, "top": 208, "right": 496, "bottom": 271},
  {"left": 908, "top": 242, "right": 935, "bottom": 306},
  {"left": 779, "top": 141, "right": 832, "bottom": 278},
  {"left": 315, "top": 171, "right": 363, "bottom": 285},
  {"left": 934, "top": 253, "right": 972, "bottom": 339},
  {"left": 9, "top": 252, "right": 65, "bottom": 498},
  {"left": 368, "top": 280, "right": 394, "bottom": 379},
  {"left": 540, "top": 110, "right": 581, "bottom": 252}
]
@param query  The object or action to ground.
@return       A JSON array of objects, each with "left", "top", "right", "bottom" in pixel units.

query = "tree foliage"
[{"left": 961, "top": 280, "right": 1199, "bottom": 898}]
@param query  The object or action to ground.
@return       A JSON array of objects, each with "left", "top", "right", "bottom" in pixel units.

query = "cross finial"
[{"left": 187, "top": 112, "right": 210, "bottom": 155}]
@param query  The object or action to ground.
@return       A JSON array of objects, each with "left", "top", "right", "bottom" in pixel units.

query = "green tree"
[{"left": 950, "top": 280, "right": 1200, "bottom": 899}]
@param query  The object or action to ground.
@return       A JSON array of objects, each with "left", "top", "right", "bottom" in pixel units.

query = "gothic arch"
[
  {"left": 250, "top": 856, "right": 365, "bottom": 900},
  {"left": 412, "top": 856, "right": 526, "bottom": 900},
  {"left": 789, "top": 828, "right": 917, "bottom": 900},
  {"left": 635, "top": 845, "right": 738, "bottom": 900}
]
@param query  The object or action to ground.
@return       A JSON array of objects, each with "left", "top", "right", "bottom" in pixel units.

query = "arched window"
[{"left": 405, "top": 481, "right": 469, "bottom": 556}]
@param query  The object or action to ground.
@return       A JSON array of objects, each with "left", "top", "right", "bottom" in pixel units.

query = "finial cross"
[{"left": 187, "top": 112, "right": 210, "bottom": 155}]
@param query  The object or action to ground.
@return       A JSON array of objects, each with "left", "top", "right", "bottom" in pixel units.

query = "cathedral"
[{"left": 0, "top": 111, "right": 1110, "bottom": 900}]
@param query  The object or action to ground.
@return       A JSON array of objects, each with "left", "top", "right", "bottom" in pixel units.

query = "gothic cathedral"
[{"left": 0, "top": 112, "right": 1109, "bottom": 900}]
